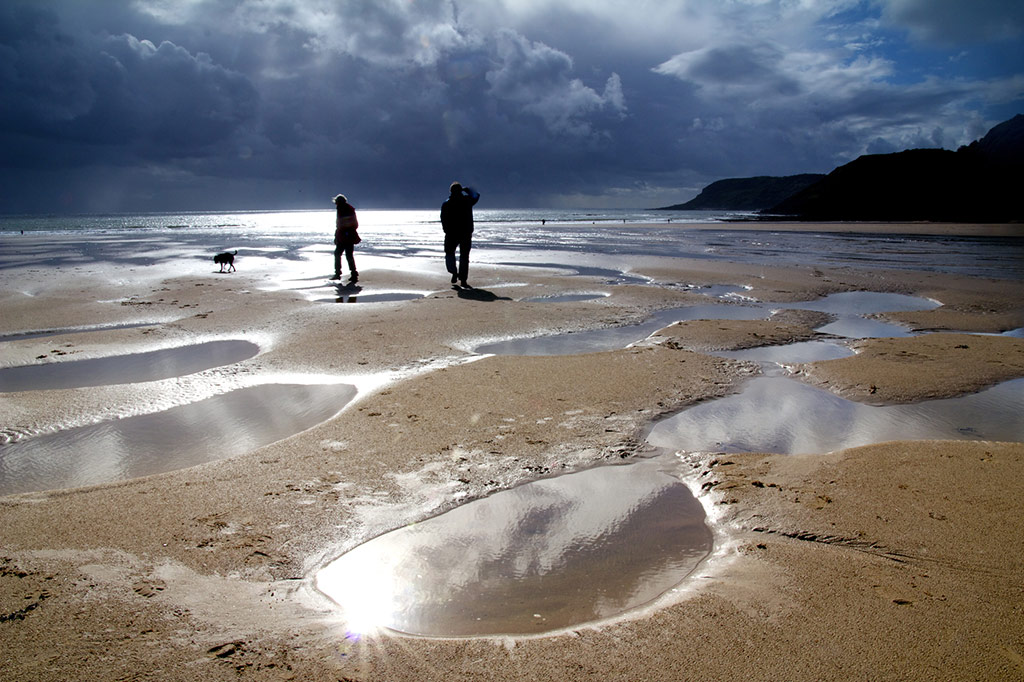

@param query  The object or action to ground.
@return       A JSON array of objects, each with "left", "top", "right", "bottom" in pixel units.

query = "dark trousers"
[
  {"left": 334, "top": 243, "right": 356, "bottom": 276},
  {"left": 444, "top": 232, "right": 472, "bottom": 283}
]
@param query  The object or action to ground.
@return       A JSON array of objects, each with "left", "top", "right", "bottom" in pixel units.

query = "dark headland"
[
  {"left": 656, "top": 174, "right": 825, "bottom": 211},
  {"left": 658, "top": 114, "right": 1024, "bottom": 222}
]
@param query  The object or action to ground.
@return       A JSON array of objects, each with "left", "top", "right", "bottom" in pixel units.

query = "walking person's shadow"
[{"left": 455, "top": 287, "right": 511, "bottom": 302}]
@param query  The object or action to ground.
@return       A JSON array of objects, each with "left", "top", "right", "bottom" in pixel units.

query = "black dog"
[{"left": 214, "top": 250, "right": 237, "bottom": 273}]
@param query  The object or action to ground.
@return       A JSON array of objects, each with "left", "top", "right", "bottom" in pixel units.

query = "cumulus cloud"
[
  {"left": 135, "top": 0, "right": 469, "bottom": 67},
  {"left": 486, "top": 29, "right": 625, "bottom": 135},
  {"left": 650, "top": 4, "right": 1020, "bottom": 169},
  {"left": 329, "top": 0, "right": 467, "bottom": 67}
]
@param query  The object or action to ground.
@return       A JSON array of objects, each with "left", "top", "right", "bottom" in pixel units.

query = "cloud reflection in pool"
[
  {"left": 0, "top": 383, "right": 355, "bottom": 495},
  {"left": 0, "top": 340, "right": 259, "bottom": 392},
  {"left": 316, "top": 458, "right": 710, "bottom": 637},
  {"left": 647, "top": 376, "right": 1024, "bottom": 455}
]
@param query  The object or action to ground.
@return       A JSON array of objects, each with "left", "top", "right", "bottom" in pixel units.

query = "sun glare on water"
[{"left": 316, "top": 544, "right": 406, "bottom": 636}]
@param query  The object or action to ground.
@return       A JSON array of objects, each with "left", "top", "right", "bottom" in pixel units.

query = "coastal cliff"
[
  {"left": 655, "top": 174, "right": 824, "bottom": 211},
  {"left": 661, "top": 114, "right": 1023, "bottom": 221},
  {"left": 769, "top": 115, "right": 1024, "bottom": 221}
]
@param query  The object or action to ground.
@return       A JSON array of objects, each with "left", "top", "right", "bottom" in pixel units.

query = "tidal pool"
[
  {"left": 815, "top": 316, "right": 913, "bottom": 339},
  {"left": 647, "top": 376, "right": 1024, "bottom": 455},
  {"left": 779, "top": 291, "right": 934, "bottom": 339},
  {"left": 476, "top": 291, "right": 940, "bottom": 356},
  {"left": 713, "top": 340, "right": 854, "bottom": 366},
  {"left": 0, "top": 382, "right": 355, "bottom": 495},
  {"left": 498, "top": 262, "right": 649, "bottom": 286},
  {"left": 316, "top": 459, "right": 710, "bottom": 637},
  {"left": 0, "top": 340, "right": 259, "bottom": 392},
  {"left": 323, "top": 290, "right": 428, "bottom": 304},
  {"left": 777, "top": 291, "right": 941, "bottom": 316},
  {"left": 476, "top": 304, "right": 767, "bottom": 356}
]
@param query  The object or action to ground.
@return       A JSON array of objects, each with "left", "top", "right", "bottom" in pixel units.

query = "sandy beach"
[{"left": 2, "top": 222, "right": 1023, "bottom": 681}]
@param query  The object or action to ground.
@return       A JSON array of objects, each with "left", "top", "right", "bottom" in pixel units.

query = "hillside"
[
  {"left": 767, "top": 115, "right": 1024, "bottom": 221},
  {"left": 655, "top": 174, "right": 824, "bottom": 211},
  {"left": 657, "top": 115, "right": 1023, "bottom": 221}
]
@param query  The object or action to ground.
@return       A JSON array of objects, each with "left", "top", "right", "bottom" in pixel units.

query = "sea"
[{"left": 1, "top": 208, "right": 1022, "bottom": 279}]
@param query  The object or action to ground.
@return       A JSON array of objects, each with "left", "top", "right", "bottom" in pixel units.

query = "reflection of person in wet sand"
[
  {"left": 331, "top": 194, "right": 360, "bottom": 283},
  {"left": 440, "top": 182, "right": 480, "bottom": 288}
]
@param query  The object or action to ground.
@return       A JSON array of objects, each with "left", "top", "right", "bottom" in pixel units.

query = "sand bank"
[
  {"left": 796, "top": 333, "right": 1024, "bottom": 403},
  {"left": 1, "top": 224, "right": 1023, "bottom": 681}
]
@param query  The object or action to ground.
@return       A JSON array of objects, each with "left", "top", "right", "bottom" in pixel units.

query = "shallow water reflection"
[
  {"left": 316, "top": 459, "right": 710, "bottom": 637},
  {"left": 790, "top": 292, "right": 932, "bottom": 339},
  {"left": 714, "top": 340, "right": 854, "bottom": 365},
  {"left": 647, "top": 376, "right": 1024, "bottom": 455},
  {"left": 0, "top": 383, "right": 355, "bottom": 495},
  {"left": 0, "top": 340, "right": 259, "bottom": 392},
  {"left": 777, "top": 291, "right": 941, "bottom": 316},
  {"left": 477, "top": 304, "right": 767, "bottom": 356},
  {"left": 478, "top": 291, "right": 940, "bottom": 356},
  {"left": 327, "top": 292, "right": 426, "bottom": 304},
  {"left": 498, "top": 262, "right": 649, "bottom": 285},
  {"left": 816, "top": 317, "right": 912, "bottom": 339}
]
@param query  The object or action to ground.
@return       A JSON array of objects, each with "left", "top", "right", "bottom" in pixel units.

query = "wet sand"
[{"left": 2, "top": 223, "right": 1024, "bottom": 681}]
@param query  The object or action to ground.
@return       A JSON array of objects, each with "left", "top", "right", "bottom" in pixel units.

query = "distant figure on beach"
[
  {"left": 331, "top": 194, "right": 360, "bottom": 283},
  {"left": 440, "top": 182, "right": 480, "bottom": 287}
]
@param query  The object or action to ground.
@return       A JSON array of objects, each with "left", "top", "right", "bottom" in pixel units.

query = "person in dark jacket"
[
  {"left": 331, "top": 194, "right": 360, "bottom": 283},
  {"left": 440, "top": 182, "right": 480, "bottom": 287}
]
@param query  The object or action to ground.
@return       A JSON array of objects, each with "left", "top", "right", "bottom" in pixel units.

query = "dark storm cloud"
[
  {"left": 1, "top": 3, "right": 256, "bottom": 164},
  {"left": 0, "top": 0, "right": 1021, "bottom": 213},
  {"left": 88, "top": 36, "right": 258, "bottom": 152},
  {"left": 0, "top": 5, "right": 102, "bottom": 132}
]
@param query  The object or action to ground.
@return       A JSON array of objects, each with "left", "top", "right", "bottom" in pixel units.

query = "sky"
[{"left": 1, "top": 0, "right": 1022, "bottom": 214}]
